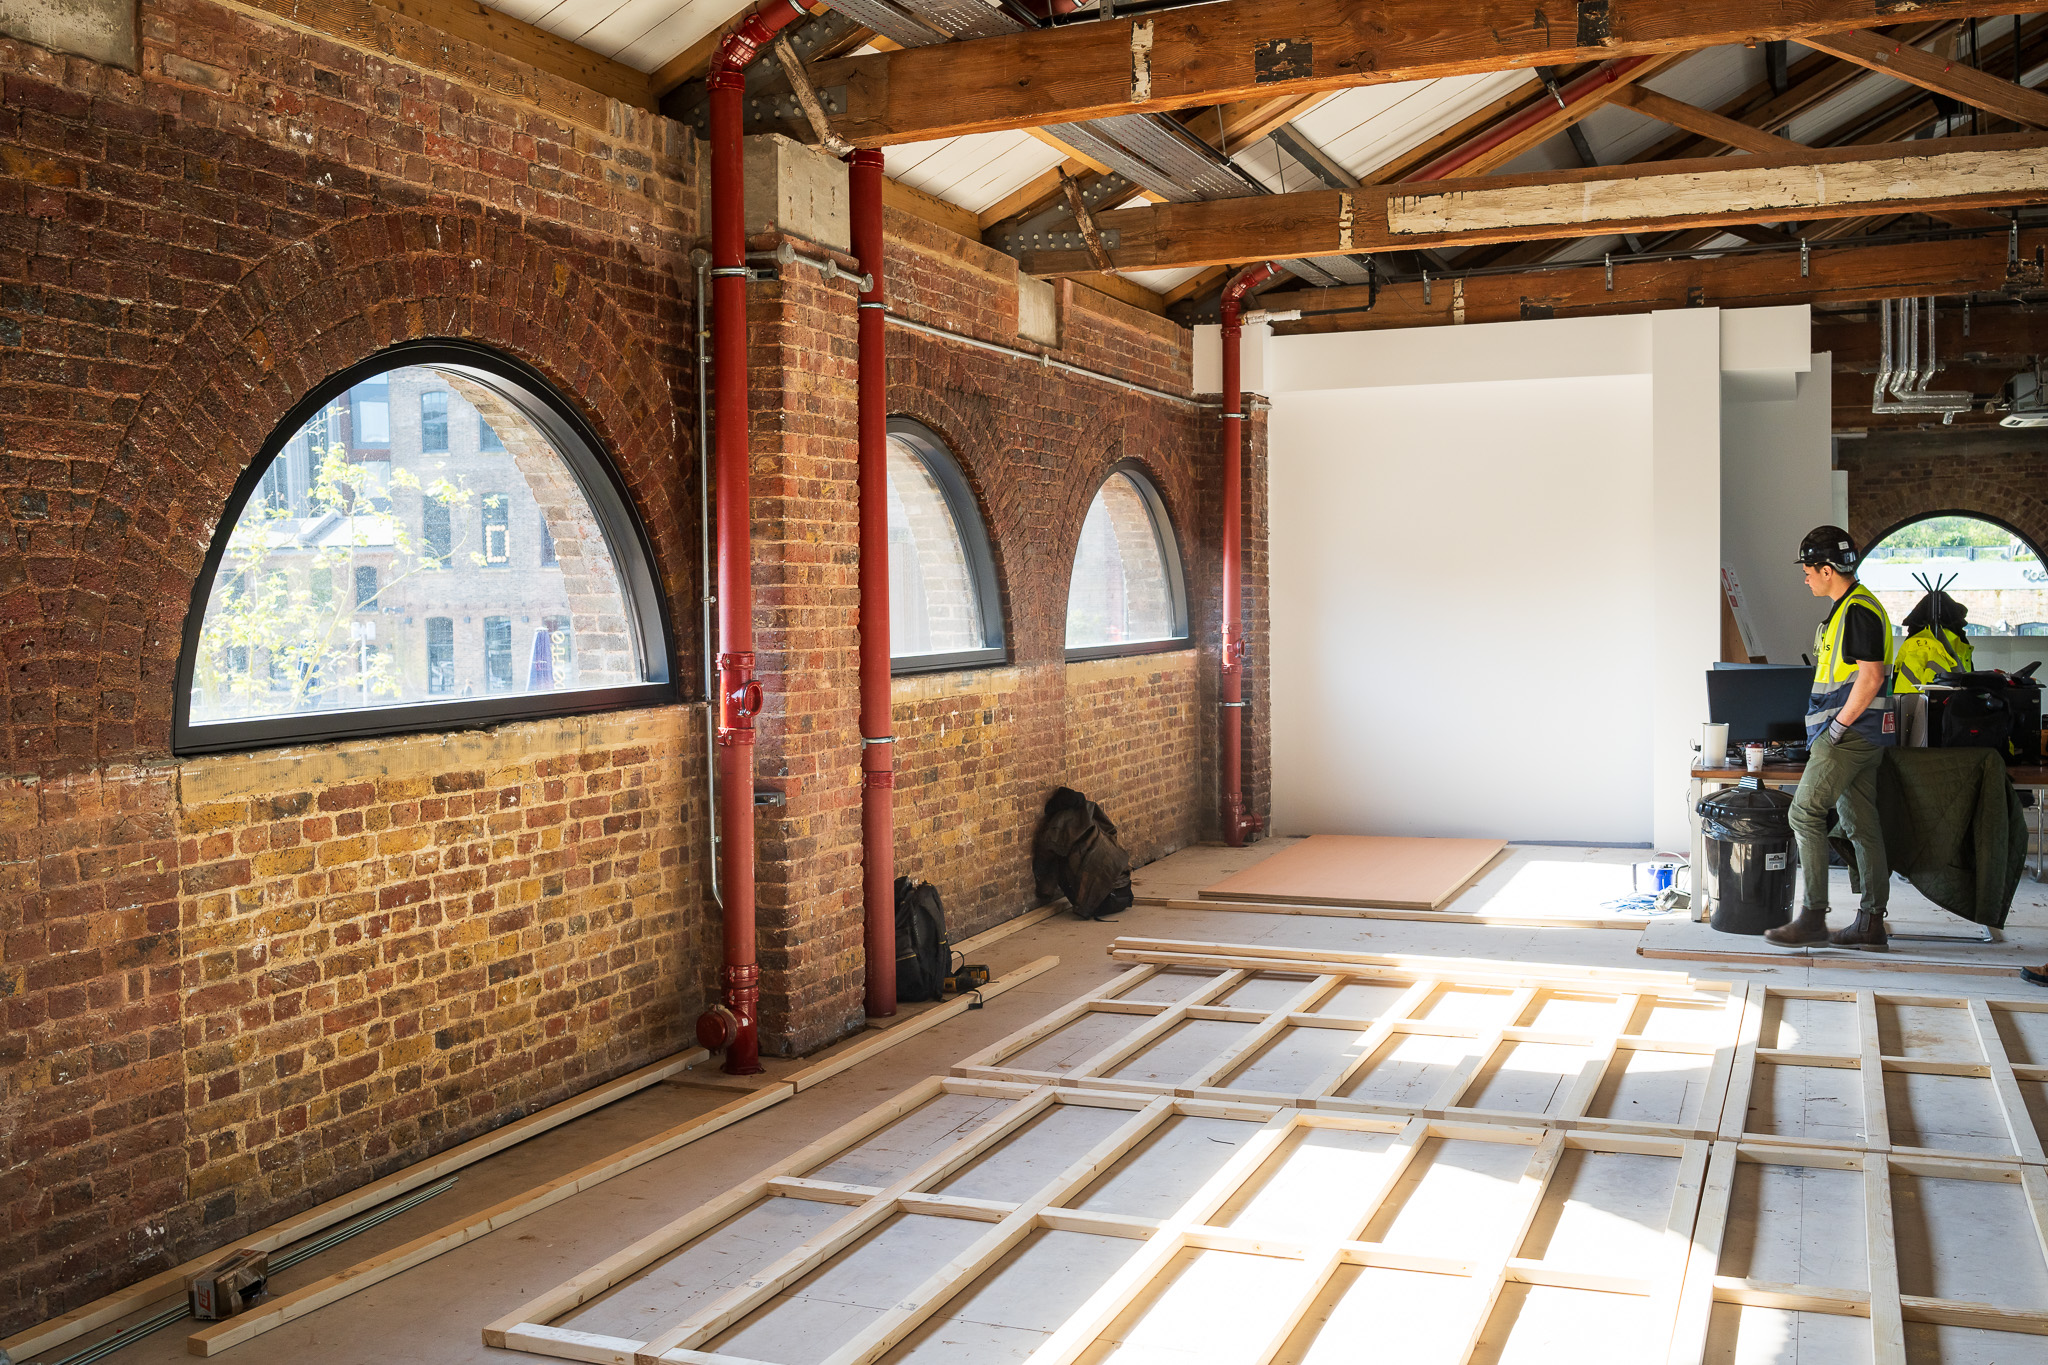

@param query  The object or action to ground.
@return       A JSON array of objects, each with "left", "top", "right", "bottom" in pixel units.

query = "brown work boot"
[
  {"left": 1765, "top": 905, "right": 1831, "bottom": 946},
  {"left": 1829, "top": 910, "right": 1888, "bottom": 950}
]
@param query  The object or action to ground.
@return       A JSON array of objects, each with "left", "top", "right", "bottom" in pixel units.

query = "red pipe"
[
  {"left": 849, "top": 147, "right": 896, "bottom": 1018},
  {"left": 1218, "top": 261, "right": 1279, "bottom": 848},
  {"left": 1408, "top": 57, "right": 1654, "bottom": 182},
  {"left": 696, "top": 0, "right": 807, "bottom": 1076}
]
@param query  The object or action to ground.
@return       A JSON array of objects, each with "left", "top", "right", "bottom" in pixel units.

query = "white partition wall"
[
  {"left": 1208, "top": 305, "right": 1812, "bottom": 852},
  {"left": 1722, "top": 355, "right": 1834, "bottom": 665}
]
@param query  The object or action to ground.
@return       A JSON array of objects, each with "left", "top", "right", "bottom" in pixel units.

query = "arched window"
[
  {"left": 174, "top": 342, "right": 674, "bottom": 754},
  {"left": 1065, "top": 466, "right": 1189, "bottom": 658},
  {"left": 887, "top": 418, "right": 1005, "bottom": 673},
  {"left": 1863, "top": 512, "right": 2047, "bottom": 640}
]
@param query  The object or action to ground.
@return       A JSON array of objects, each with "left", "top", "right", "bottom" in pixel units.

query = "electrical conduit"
[
  {"left": 696, "top": 0, "right": 809, "bottom": 1075},
  {"left": 1219, "top": 261, "right": 1279, "bottom": 847},
  {"left": 849, "top": 147, "right": 897, "bottom": 1017}
]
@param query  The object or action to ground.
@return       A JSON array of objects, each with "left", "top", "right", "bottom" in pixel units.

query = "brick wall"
[
  {"left": 0, "top": 0, "right": 713, "bottom": 1331},
  {"left": 2, "top": 708, "right": 700, "bottom": 1332},
  {"left": 1840, "top": 439, "right": 2048, "bottom": 565},
  {"left": 1062, "top": 653, "right": 1204, "bottom": 867},
  {"left": 0, "top": 0, "right": 1272, "bottom": 1326}
]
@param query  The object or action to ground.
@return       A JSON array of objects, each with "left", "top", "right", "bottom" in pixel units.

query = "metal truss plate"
[{"left": 992, "top": 227, "right": 1122, "bottom": 253}]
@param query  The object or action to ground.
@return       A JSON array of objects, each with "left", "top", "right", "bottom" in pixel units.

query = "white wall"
[
  {"left": 1721, "top": 357, "right": 1834, "bottom": 665},
  {"left": 1269, "top": 376, "right": 1657, "bottom": 843},
  {"left": 1235, "top": 305, "right": 1807, "bottom": 851}
]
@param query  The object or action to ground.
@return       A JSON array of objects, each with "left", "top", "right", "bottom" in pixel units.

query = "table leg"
[{"left": 1688, "top": 775, "right": 1708, "bottom": 922}]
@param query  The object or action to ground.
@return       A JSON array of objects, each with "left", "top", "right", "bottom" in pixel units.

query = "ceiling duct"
[
  {"left": 1873, "top": 297, "right": 1974, "bottom": 422},
  {"left": 1047, "top": 115, "right": 1263, "bottom": 203},
  {"left": 890, "top": 0, "right": 1025, "bottom": 40},
  {"left": 821, "top": 0, "right": 951, "bottom": 46}
]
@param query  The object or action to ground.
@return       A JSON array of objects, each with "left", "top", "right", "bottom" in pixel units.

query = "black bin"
[{"left": 1697, "top": 777, "right": 1798, "bottom": 935}]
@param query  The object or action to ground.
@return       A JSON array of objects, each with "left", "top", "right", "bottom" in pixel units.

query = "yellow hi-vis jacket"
[
  {"left": 1807, "top": 582, "right": 1897, "bottom": 745},
  {"left": 1894, "top": 626, "right": 1974, "bottom": 694}
]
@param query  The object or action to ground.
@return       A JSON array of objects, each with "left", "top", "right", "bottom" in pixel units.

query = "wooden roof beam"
[
  {"left": 1805, "top": 27, "right": 2048, "bottom": 129},
  {"left": 1012, "top": 133, "right": 2048, "bottom": 275},
  {"left": 1259, "top": 228, "right": 2048, "bottom": 335},
  {"left": 808, "top": 0, "right": 2048, "bottom": 147}
]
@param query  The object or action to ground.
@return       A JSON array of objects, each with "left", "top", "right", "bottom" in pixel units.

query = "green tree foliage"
[
  {"left": 193, "top": 418, "right": 477, "bottom": 718},
  {"left": 1874, "top": 515, "right": 2037, "bottom": 558}
]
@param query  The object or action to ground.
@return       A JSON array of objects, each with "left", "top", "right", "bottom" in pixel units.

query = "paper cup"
[
  {"left": 1702, "top": 722, "right": 1729, "bottom": 768},
  {"left": 1744, "top": 745, "right": 1765, "bottom": 773}
]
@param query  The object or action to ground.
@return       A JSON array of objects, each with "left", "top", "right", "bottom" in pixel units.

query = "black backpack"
[
  {"left": 1944, "top": 687, "right": 2013, "bottom": 754},
  {"left": 893, "top": 876, "right": 951, "bottom": 1003}
]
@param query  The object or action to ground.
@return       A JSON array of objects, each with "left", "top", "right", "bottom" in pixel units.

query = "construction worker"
[
  {"left": 1766, "top": 526, "right": 1898, "bottom": 951},
  {"left": 1894, "top": 580, "right": 1973, "bottom": 693}
]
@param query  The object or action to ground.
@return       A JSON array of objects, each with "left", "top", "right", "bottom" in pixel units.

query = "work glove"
[{"left": 1826, "top": 718, "right": 1851, "bottom": 744}]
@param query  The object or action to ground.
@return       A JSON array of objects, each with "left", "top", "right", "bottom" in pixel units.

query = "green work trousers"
[{"left": 1787, "top": 729, "right": 1889, "bottom": 914}]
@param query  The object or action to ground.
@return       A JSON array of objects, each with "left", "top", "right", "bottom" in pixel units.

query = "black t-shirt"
[{"left": 1824, "top": 593, "right": 1886, "bottom": 665}]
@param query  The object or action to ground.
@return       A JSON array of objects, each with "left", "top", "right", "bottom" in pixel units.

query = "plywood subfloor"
[{"left": 1198, "top": 835, "right": 1511, "bottom": 911}]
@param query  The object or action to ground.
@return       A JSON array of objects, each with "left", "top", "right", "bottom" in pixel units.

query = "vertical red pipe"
[
  {"left": 1218, "top": 261, "right": 1279, "bottom": 848},
  {"left": 696, "top": 0, "right": 806, "bottom": 1076},
  {"left": 849, "top": 148, "right": 896, "bottom": 1017}
]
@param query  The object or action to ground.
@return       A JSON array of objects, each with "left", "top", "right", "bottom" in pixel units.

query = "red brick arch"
[
  {"left": 50, "top": 210, "right": 688, "bottom": 765},
  {"left": 1842, "top": 443, "right": 2048, "bottom": 572}
]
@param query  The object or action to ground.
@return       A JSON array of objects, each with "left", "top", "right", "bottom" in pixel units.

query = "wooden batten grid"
[
  {"left": 950, "top": 946, "right": 1743, "bottom": 1142},
  {"left": 488, "top": 1078, "right": 1715, "bottom": 1365},
  {"left": 477, "top": 940, "right": 2048, "bottom": 1365},
  {"left": 1716, "top": 980, "right": 2048, "bottom": 1166}
]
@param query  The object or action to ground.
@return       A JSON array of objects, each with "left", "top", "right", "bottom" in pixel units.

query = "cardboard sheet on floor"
[{"left": 1197, "top": 834, "right": 1508, "bottom": 911}]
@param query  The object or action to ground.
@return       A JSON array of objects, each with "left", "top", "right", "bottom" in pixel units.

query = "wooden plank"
[
  {"left": 1806, "top": 27, "right": 2048, "bottom": 129},
  {"left": 1865, "top": 1153, "right": 1908, "bottom": 1365},
  {"left": 788, "top": 954, "right": 1060, "bottom": 1091},
  {"left": 483, "top": 1077, "right": 958, "bottom": 1347},
  {"left": 1265, "top": 227, "right": 2048, "bottom": 335},
  {"left": 1015, "top": 132, "right": 2048, "bottom": 274},
  {"left": 882, "top": 176, "right": 981, "bottom": 240},
  {"left": 190, "top": 1084, "right": 792, "bottom": 1356},
  {"left": 1974, "top": 999, "right": 2048, "bottom": 1168},
  {"left": 1857, "top": 990, "right": 1892, "bottom": 1152},
  {"left": 1198, "top": 834, "right": 1510, "bottom": 911},
  {"left": 0, "top": 1045, "right": 707, "bottom": 1363},
  {"left": 811, "top": 0, "right": 2048, "bottom": 147},
  {"left": 1111, "top": 936, "right": 1709, "bottom": 989},
  {"left": 1142, "top": 893, "right": 1645, "bottom": 930},
  {"left": 632, "top": 1087, "right": 1064, "bottom": 1359},
  {"left": 1609, "top": 83, "right": 1821, "bottom": 158}
]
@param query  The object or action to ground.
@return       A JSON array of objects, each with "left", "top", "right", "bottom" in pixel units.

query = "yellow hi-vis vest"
[
  {"left": 1894, "top": 626, "right": 1973, "bottom": 694},
  {"left": 1808, "top": 582, "right": 1897, "bottom": 744}
]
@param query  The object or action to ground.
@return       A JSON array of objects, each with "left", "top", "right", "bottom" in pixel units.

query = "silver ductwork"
[{"left": 1871, "top": 297, "right": 1973, "bottom": 422}]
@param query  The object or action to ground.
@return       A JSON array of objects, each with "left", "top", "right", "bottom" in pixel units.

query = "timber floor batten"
[{"left": 486, "top": 938, "right": 2048, "bottom": 1365}]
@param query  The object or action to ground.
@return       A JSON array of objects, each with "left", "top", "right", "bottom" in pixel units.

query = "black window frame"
[
  {"left": 1063, "top": 461, "right": 1193, "bottom": 662},
  {"left": 886, "top": 417, "right": 1007, "bottom": 676},
  {"left": 173, "top": 339, "right": 676, "bottom": 756}
]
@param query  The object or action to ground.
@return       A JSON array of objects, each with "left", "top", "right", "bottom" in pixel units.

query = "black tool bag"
[
  {"left": 1944, "top": 687, "right": 2014, "bottom": 755},
  {"left": 894, "top": 876, "right": 952, "bottom": 1003}
]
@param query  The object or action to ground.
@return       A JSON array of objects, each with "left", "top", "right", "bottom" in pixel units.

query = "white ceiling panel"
[
  {"left": 1120, "top": 266, "right": 1203, "bottom": 294},
  {"left": 885, "top": 131, "right": 1066, "bottom": 215},
  {"left": 485, "top": 0, "right": 747, "bottom": 72},
  {"left": 1296, "top": 71, "right": 1538, "bottom": 182}
]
